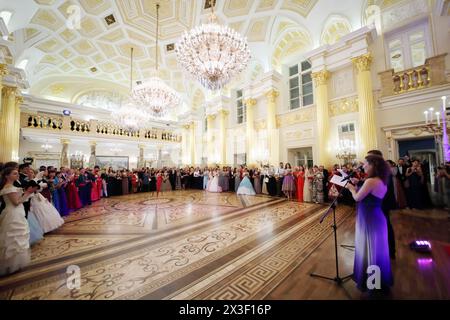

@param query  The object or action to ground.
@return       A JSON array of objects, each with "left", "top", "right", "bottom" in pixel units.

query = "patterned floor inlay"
[{"left": 0, "top": 191, "right": 354, "bottom": 300}]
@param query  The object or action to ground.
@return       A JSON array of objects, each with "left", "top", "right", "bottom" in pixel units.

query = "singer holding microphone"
[{"left": 345, "top": 154, "right": 393, "bottom": 293}]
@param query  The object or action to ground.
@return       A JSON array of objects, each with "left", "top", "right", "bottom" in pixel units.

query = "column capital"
[
  {"left": 244, "top": 98, "right": 257, "bottom": 108},
  {"left": 218, "top": 109, "right": 229, "bottom": 117},
  {"left": 183, "top": 124, "right": 191, "bottom": 130},
  {"left": 206, "top": 114, "right": 216, "bottom": 121},
  {"left": 312, "top": 70, "right": 330, "bottom": 88},
  {"left": 0, "top": 64, "right": 8, "bottom": 77},
  {"left": 265, "top": 89, "right": 279, "bottom": 103},
  {"left": 138, "top": 144, "right": 146, "bottom": 149},
  {"left": 3, "top": 86, "right": 17, "bottom": 96},
  {"left": 89, "top": 141, "right": 97, "bottom": 146},
  {"left": 61, "top": 138, "right": 71, "bottom": 144},
  {"left": 352, "top": 53, "right": 373, "bottom": 72}
]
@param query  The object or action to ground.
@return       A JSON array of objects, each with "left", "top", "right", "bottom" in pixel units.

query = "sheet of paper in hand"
[{"left": 330, "top": 174, "right": 349, "bottom": 187}]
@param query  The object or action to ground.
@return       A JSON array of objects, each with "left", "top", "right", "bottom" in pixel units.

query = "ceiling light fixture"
[
  {"left": 175, "top": 0, "right": 251, "bottom": 91},
  {"left": 131, "top": 3, "right": 180, "bottom": 118}
]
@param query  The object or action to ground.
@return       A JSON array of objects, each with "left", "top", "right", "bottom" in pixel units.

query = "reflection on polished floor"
[{"left": 0, "top": 190, "right": 448, "bottom": 300}]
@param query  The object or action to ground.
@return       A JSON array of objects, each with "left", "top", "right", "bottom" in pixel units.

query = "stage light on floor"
[{"left": 410, "top": 240, "right": 432, "bottom": 253}]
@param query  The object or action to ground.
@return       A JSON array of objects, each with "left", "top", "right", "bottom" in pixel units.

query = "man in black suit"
[
  {"left": 17, "top": 163, "right": 31, "bottom": 219},
  {"left": 319, "top": 165, "right": 329, "bottom": 202},
  {"left": 169, "top": 168, "right": 176, "bottom": 191},
  {"left": 396, "top": 158, "right": 409, "bottom": 186}
]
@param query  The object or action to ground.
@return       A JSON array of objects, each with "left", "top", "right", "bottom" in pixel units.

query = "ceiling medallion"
[
  {"left": 175, "top": 0, "right": 251, "bottom": 91},
  {"left": 131, "top": 3, "right": 180, "bottom": 118}
]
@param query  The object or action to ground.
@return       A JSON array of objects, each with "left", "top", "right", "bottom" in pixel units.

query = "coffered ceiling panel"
[
  {"left": 4, "top": 0, "right": 376, "bottom": 107},
  {"left": 31, "top": 8, "right": 64, "bottom": 30},
  {"left": 281, "top": 0, "right": 319, "bottom": 17}
]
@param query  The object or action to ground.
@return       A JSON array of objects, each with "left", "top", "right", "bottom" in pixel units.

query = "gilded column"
[
  {"left": 138, "top": 144, "right": 145, "bottom": 169},
  {"left": 60, "top": 139, "right": 70, "bottom": 168},
  {"left": 156, "top": 145, "right": 163, "bottom": 168},
  {"left": 352, "top": 53, "right": 378, "bottom": 158},
  {"left": 181, "top": 124, "right": 189, "bottom": 165},
  {"left": 244, "top": 98, "right": 257, "bottom": 167},
  {"left": 189, "top": 122, "right": 196, "bottom": 166},
  {"left": 218, "top": 109, "right": 229, "bottom": 166},
  {"left": 206, "top": 114, "right": 216, "bottom": 165},
  {"left": 88, "top": 141, "right": 97, "bottom": 168},
  {"left": 266, "top": 89, "right": 279, "bottom": 166},
  {"left": 12, "top": 95, "right": 24, "bottom": 161},
  {"left": 312, "top": 70, "right": 331, "bottom": 167},
  {"left": 0, "top": 87, "right": 17, "bottom": 162},
  {"left": 0, "top": 64, "right": 8, "bottom": 114}
]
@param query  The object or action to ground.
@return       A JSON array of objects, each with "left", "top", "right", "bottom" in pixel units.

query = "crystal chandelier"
[
  {"left": 175, "top": 0, "right": 251, "bottom": 91},
  {"left": 131, "top": 3, "right": 180, "bottom": 118},
  {"left": 112, "top": 47, "right": 150, "bottom": 130},
  {"left": 111, "top": 100, "right": 150, "bottom": 131}
]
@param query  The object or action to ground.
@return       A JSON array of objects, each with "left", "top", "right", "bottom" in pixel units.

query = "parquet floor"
[{"left": 0, "top": 190, "right": 448, "bottom": 300}]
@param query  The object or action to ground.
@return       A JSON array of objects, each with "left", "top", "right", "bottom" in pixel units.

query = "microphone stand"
[{"left": 310, "top": 178, "right": 353, "bottom": 285}]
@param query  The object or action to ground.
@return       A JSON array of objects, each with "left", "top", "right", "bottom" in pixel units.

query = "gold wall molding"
[
  {"left": 328, "top": 96, "right": 359, "bottom": 117},
  {"left": 254, "top": 120, "right": 267, "bottom": 130},
  {"left": 276, "top": 108, "right": 314, "bottom": 128}
]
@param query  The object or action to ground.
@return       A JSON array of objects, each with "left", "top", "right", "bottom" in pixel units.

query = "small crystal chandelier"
[
  {"left": 111, "top": 100, "right": 150, "bottom": 131},
  {"left": 175, "top": 0, "right": 251, "bottom": 91},
  {"left": 112, "top": 47, "right": 150, "bottom": 130},
  {"left": 131, "top": 3, "right": 180, "bottom": 118}
]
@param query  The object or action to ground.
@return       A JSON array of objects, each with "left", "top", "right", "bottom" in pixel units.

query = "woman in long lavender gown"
[{"left": 346, "top": 154, "right": 393, "bottom": 293}]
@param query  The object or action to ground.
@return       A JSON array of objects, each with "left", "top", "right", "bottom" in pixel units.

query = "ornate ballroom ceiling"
[{"left": 0, "top": 0, "right": 410, "bottom": 112}]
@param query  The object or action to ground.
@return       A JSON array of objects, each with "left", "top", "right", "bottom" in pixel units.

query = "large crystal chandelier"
[
  {"left": 131, "top": 3, "right": 180, "bottom": 118},
  {"left": 175, "top": 0, "right": 251, "bottom": 91}
]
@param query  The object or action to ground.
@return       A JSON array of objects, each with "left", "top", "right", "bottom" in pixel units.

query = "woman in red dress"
[
  {"left": 131, "top": 171, "right": 138, "bottom": 193},
  {"left": 156, "top": 171, "right": 163, "bottom": 197},
  {"left": 90, "top": 169, "right": 100, "bottom": 202},
  {"left": 66, "top": 169, "right": 82, "bottom": 211},
  {"left": 294, "top": 166, "right": 305, "bottom": 202},
  {"left": 94, "top": 167, "right": 103, "bottom": 199}
]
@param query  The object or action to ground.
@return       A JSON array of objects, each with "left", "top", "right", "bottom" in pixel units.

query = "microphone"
[{"left": 340, "top": 166, "right": 363, "bottom": 183}]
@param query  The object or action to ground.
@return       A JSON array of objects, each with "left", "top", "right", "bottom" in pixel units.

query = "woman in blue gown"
[
  {"left": 346, "top": 154, "right": 393, "bottom": 293},
  {"left": 237, "top": 171, "right": 256, "bottom": 196}
]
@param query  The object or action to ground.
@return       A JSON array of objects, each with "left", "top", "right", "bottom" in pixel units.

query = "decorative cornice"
[
  {"left": 352, "top": 53, "right": 373, "bottom": 72},
  {"left": 312, "top": 70, "right": 330, "bottom": 87},
  {"left": 244, "top": 98, "right": 257, "bottom": 108},
  {"left": 265, "top": 89, "right": 279, "bottom": 103}
]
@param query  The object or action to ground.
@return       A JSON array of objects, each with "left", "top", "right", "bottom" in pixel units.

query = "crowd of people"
[{"left": 0, "top": 156, "right": 449, "bottom": 280}]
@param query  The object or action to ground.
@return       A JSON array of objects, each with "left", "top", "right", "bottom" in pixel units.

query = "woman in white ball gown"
[
  {"left": 0, "top": 168, "right": 35, "bottom": 276},
  {"left": 237, "top": 171, "right": 256, "bottom": 196},
  {"left": 30, "top": 190, "right": 65, "bottom": 234},
  {"left": 207, "top": 169, "right": 222, "bottom": 193}
]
